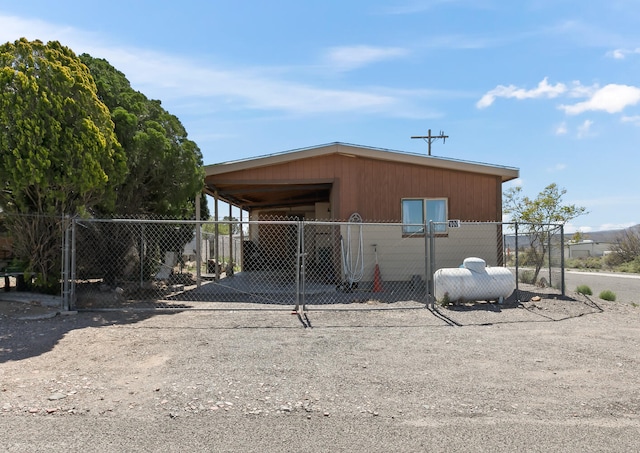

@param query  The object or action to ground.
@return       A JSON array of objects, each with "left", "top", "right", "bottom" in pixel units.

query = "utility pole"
[{"left": 411, "top": 129, "right": 448, "bottom": 156}]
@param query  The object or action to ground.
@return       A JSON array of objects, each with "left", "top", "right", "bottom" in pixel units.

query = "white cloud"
[
  {"left": 476, "top": 77, "right": 567, "bottom": 109},
  {"left": 566, "top": 81, "right": 599, "bottom": 99},
  {"left": 547, "top": 163, "right": 567, "bottom": 172},
  {"left": 568, "top": 221, "right": 636, "bottom": 234},
  {"left": 597, "top": 222, "right": 638, "bottom": 230},
  {"left": 606, "top": 48, "right": 640, "bottom": 59},
  {"left": 0, "top": 14, "right": 436, "bottom": 118},
  {"left": 576, "top": 119, "right": 594, "bottom": 138},
  {"left": 563, "top": 223, "right": 591, "bottom": 234},
  {"left": 477, "top": 77, "right": 640, "bottom": 125},
  {"left": 324, "top": 45, "right": 410, "bottom": 72},
  {"left": 621, "top": 115, "right": 640, "bottom": 126},
  {"left": 0, "top": 14, "right": 89, "bottom": 45},
  {"left": 559, "top": 84, "right": 640, "bottom": 115},
  {"left": 609, "top": 49, "right": 627, "bottom": 59},
  {"left": 504, "top": 178, "right": 523, "bottom": 189},
  {"left": 555, "top": 122, "right": 568, "bottom": 135},
  {"left": 110, "top": 48, "right": 400, "bottom": 114},
  {"left": 379, "top": 0, "right": 492, "bottom": 15}
]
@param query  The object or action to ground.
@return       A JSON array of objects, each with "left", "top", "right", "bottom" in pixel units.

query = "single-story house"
[{"left": 203, "top": 142, "right": 519, "bottom": 284}]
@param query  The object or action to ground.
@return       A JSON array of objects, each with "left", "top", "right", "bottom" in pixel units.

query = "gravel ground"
[{"left": 1, "top": 288, "right": 640, "bottom": 452}]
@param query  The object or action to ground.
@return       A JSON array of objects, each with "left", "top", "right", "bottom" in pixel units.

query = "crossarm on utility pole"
[{"left": 411, "top": 129, "right": 449, "bottom": 156}]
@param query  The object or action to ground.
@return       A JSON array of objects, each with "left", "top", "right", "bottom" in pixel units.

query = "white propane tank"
[{"left": 434, "top": 257, "right": 515, "bottom": 303}]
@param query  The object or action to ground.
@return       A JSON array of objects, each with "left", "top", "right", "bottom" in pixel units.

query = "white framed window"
[{"left": 402, "top": 198, "right": 448, "bottom": 234}]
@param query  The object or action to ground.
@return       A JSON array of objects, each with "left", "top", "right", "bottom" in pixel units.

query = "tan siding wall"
[
  {"left": 338, "top": 223, "right": 500, "bottom": 282},
  {"left": 339, "top": 224, "right": 421, "bottom": 283},
  {"left": 433, "top": 224, "right": 501, "bottom": 269}
]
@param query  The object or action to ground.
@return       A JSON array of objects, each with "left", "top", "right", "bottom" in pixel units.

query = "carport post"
[
  {"left": 229, "top": 203, "right": 233, "bottom": 270},
  {"left": 214, "top": 191, "right": 219, "bottom": 281},
  {"left": 239, "top": 206, "right": 245, "bottom": 270}
]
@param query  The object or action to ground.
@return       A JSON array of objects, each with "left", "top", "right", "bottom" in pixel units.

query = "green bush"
[
  {"left": 565, "top": 258, "right": 581, "bottom": 269},
  {"left": 616, "top": 257, "right": 640, "bottom": 273},
  {"left": 575, "top": 285, "right": 593, "bottom": 295},
  {"left": 598, "top": 290, "right": 616, "bottom": 301},
  {"left": 519, "top": 270, "right": 536, "bottom": 284},
  {"left": 32, "top": 273, "right": 60, "bottom": 295},
  {"left": 604, "top": 251, "right": 624, "bottom": 267},
  {"left": 566, "top": 257, "right": 603, "bottom": 270},
  {"left": 438, "top": 292, "right": 452, "bottom": 307}
]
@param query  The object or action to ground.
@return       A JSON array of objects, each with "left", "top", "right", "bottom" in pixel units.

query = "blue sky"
[{"left": 1, "top": 0, "right": 639, "bottom": 232}]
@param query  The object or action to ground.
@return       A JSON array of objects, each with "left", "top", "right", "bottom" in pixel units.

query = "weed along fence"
[{"left": 59, "top": 217, "right": 565, "bottom": 311}]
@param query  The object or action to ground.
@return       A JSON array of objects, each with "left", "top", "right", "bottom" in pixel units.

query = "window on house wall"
[{"left": 401, "top": 198, "right": 448, "bottom": 234}]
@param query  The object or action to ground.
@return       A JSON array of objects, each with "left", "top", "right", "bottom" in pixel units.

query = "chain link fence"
[
  {"left": 62, "top": 217, "right": 565, "bottom": 311},
  {"left": 0, "top": 213, "right": 566, "bottom": 311}
]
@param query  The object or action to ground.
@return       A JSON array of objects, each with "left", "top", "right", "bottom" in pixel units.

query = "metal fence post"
[
  {"left": 430, "top": 221, "right": 436, "bottom": 303},
  {"left": 294, "top": 221, "right": 300, "bottom": 312},
  {"left": 560, "top": 224, "right": 565, "bottom": 296},
  {"left": 196, "top": 193, "right": 202, "bottom": 288},
  {"left": 514, "top": 222, "right": 519, "bottom": 297},
  {"left": 70, "top": 217, "right": 77, "bottom": 310},
  {"left": 140, "top": 223, "right": 145, "bottom": 289},
  {"left": 548, "top": 224, "right": 552, "bottom": 285},
  {"left": 294, "top": 220, "right": 303, "bottom": 312},
  {"left": 300, "top": 220, "right": 306, "bottom": 313},
  {"left": 427, "top": 220, "right": 435, "bottom": 307},
  {"left": 61, "top": 215, "right": 70, "bottom": 311},
  {"left": 60, "top": 216, "right": 66, "bottom": 311}
]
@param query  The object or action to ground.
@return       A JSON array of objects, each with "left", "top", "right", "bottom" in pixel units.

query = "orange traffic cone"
[{"left": 373, "top": 263, "right": 383, "bottom": 292}]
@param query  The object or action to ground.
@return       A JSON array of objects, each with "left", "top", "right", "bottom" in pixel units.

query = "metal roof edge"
[{"left": 204, "top": 142, "right": 519, "bottom": 181}]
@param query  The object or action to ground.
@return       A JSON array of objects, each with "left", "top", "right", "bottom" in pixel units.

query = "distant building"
[{"left": 566, "top": 240, "right": 612, "bottom": 258}]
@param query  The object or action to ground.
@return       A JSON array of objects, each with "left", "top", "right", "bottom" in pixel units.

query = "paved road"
[
  {"left": 565, "top": 270, "right": 640, "bottom": 303},
  {"left": 3, "top": 416, "right": 640, "bottom": 453}
]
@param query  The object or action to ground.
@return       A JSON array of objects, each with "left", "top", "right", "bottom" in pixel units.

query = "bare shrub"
[{"left": 608, "top": 228, "right": 640, "bottom": 264}]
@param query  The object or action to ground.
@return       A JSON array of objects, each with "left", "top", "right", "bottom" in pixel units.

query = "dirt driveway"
[{"left": 1, "top": 290, "right": 640, "bottom": 452}]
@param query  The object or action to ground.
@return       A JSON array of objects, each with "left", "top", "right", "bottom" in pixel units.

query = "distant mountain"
[
  {"left": 579, "top": 224, "right": 640, "bottom": 243},
  {"left": 502, "top": 224, "right": 640, "bottom": 249}
]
